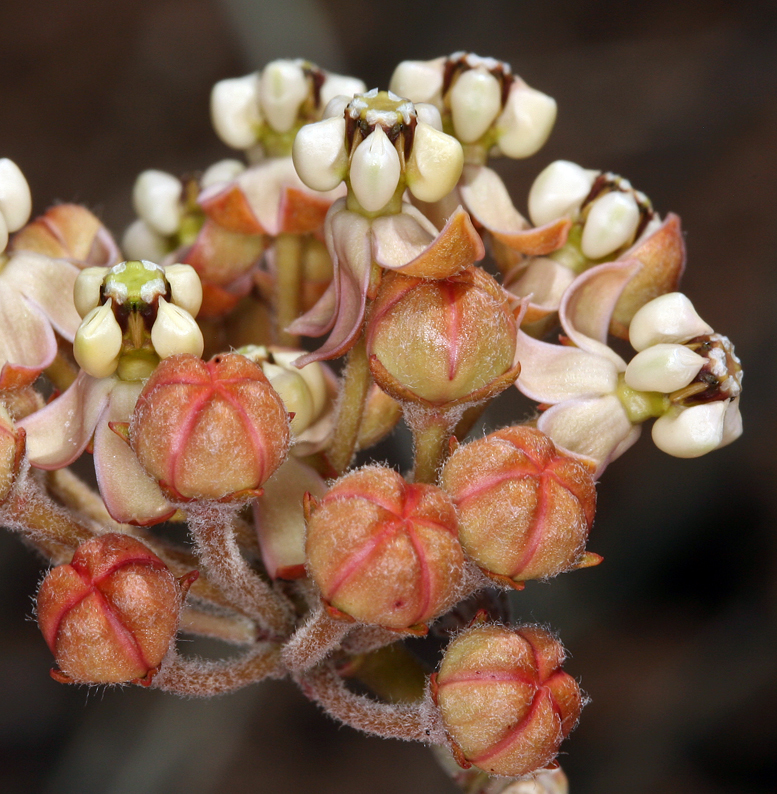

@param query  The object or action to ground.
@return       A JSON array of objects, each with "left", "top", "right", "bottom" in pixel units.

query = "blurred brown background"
[{"left": 1, "top": 0, "right": 776, "bottom": 792}]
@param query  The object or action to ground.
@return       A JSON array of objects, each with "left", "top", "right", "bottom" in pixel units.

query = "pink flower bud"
[
  {"left": 440, "top": 426, "right": 597, "bottom": 588},
  {"left": 366, "top": 266, "right": 519, "bottom": 407},
  {"left": 130, "top": 353, "right": 290, "bottom": 500},
  {"left": 432, "top": 624, "right": 583, "bottom": 777},
  {"left": 36, "top": 534, "right": 196, "bottom": 684},
  {"left": 305, "top": 466, "right": 465, "bottom": 631}
]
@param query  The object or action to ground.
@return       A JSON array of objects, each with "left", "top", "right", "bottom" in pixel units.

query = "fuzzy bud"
[
  {"left": 305, "top": 466, "right": 465, "bottom": 631},
  {"left": 433, "top": 625, "right": 583, "bottom": 777},
  {"left": 440, "top": 426, "right": 597, "bottom": 587},
  {"left": 130, "top": 353, "right": 290, "bottom": 500},
  {"left": 36, "top": 534, "right": 195, "bottom": 684},
  {"left": 366, "top": 267, "right": 518, "bottom": 406}
]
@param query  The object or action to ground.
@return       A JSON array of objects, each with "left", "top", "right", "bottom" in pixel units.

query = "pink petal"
[
  {"left": 504, "top": 256, "right": 575, "bottom": 319},
  {"left": 460, "top": 164, "right": 571, "bottom": 254},
  {"left": 537, "top": 394, "right": 640, "bottom": 475},
  {"left": 371, "top": 203, "right": 437, "bottom": 268},
  {"left": 4, "top": 251, "right": 82, "bottom": 340},
  {"left": 286, "top": 279, "right": 337, "bottom": 338},
  {"left": 0, "top": 292, "right": 58, "bottom": 387},
  {"left": 93, "top": 381, "right": 175, "bottom": 526},
  {"left": 20, "top": 371, "right": 116, "bottom": 469},
  {"left": 560, "top": 259, "right": 642, "bottom": 369},
  {"left": 514, "top": 330, "right": 620, "bottom": 403}
]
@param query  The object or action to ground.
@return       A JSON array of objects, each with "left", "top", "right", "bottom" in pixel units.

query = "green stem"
[
  {"left": 328, "top": 333, "right": 371, "bottom": 475},
  {"left": 409, "top": 408, "right": 459, "bottom": 484},
  {"left": 274, "top": 233, "right": 304, "bottom": 347}
]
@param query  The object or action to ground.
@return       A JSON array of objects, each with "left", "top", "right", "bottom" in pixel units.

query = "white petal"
[
  {"left": 389, "top": 59, "right": 444, "bottom": 105},
  {"left": 73, "top": 299, "right": 123, "bottom": 379},
  {"left": 528, "top": 160, "right": 596, "bottom": 227},
  {"left": 259, "top": 60, "right": 309, "bottom": 133},
  {"left": 449, "top": 69, "right": 502, "bottom": 144},
  {"left": 651, "top": 402, "right": 726, "bottom": 458},
  {"left": 629, "top": 292, "right": 714, "bottom": 352},
  {"left": 292, "top": 117, "right": 348, "bottom": 192},
  {"left": 349, "top": 127, "right": 401, "bottom": 213},
  {"left": 625, "top": 343, "right": 705, "bottom": 393},
  {"left": 414, "top": 103, "right": 443, "bottom": 131},
  {"left": 150, "top": 297, "right": 204, "bottom": 359},
  {"left": 0, "top": 158, "right": 32, "bottom": 232},
  {"left": 405, "top": 122, "right": 463, "bottom": 203},
  {"left": 200, "top": 158, "right": 246, "bottom": 189},
  {"left": 495, "top": 86, "right": 557, "bottom": 159},
  {"left": 132, "top": 170, "right": 182, "bottom": 237},
  {"left": 581, "top": 191, "right": 640, "bottom": 260},
  {"left": 121, "top": 218, "right": 169, "bottom": 262},
  {"left": 74, "top": 266, "right": 108, "bottom": 318},
  {"left": 163, "top": 263, "right": 203, "bottom": 317},
  {"left": 210, "top": 73, "right": 262, "bottom": 149},
  {"left": 319, "top": 74, "right": 367, "bottom": 109}
]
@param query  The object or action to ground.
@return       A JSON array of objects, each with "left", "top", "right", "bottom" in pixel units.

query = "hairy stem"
[
  {"left": 409, "top": 408, "right": 460, "bottom": 485},
  {"left": 281, "top": 604, "right": 353, "bottom": 672}
]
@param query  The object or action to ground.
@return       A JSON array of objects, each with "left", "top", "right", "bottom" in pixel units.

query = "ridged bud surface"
[
  {"left": 434, "top": 625, "right": 582, "bottom": 777},
  {"left": 36, "top": 534, "right": 189, "bottom": 684},
  {"left": 441, "top": 426, "right": 596, "bottom": 585},
  {"left": 306, "top": 466, "right": 464, "bottom": 630},
  {"left": 130, "top": 353, "right": 290, "bottom": 500}
]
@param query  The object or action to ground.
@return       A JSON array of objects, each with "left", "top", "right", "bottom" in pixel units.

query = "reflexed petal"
[
  {"left": 624, "top": 344, "right": 705, "bottom": 393},
  {"left": 164, "top": 263, "right": 203, "bottom": 317},
  {"left": 629, "top": 292, "right": 713, "bottom": 352},
  {"left": 505, "top": 257, "right": 575, "bottom": 314},
  {"left": 405, "top": 122, "right": 463, "bottom": 203},
  {"left": 74, "top": 266, "right": 108, "bottom": 319},
  {"left": 528, "top": 160, "right": 596, "bottom": 227},
  {"left": 200, "top": 159, "right": 246, "bottom": 189},
  {"left": 651, "top": 401, "right": 726, "bottom": 458},
  {"left": 259, "top": 60, "right": 309, "bottom": 133},
  {"left": 349, "top": 127, "right": 401, "bottom": 213},
  {"left": 560, "top": 260, "right": 640, "bottom": 368},
  {"left": 537, "top": 394, "right": 637, "bottom": 471},
  {"left": 0, "top": 158, "right": 32, "bottom": 232},
  {"left": 3, "top": 250, "right": 82, "bottom": 340},
  {"left": 580, "top": 192, "right": 640, "bottom": 260},
  {"left": 449, "top": 68, "right": 502, "bottom": 143},
  {"left": 122, "top": 218, "right": 169, "bottom": 262},
  {"left": 210, "top": 74, "right": 262, "bottom": 149},
  {"left": 19, "top": 371, "right": 116, "bottom": 469},
  {"left": 494, "top": 86, "right": 557, "bottom": 159},
  {"left": 0, "top": 292, "right": 58, "bottom": 387},
  {"left": 320, "top": 74, "right": 366, "bottom": 109},
  {"left": 514, "top": 331, "right": 619, "bottom": 403},
  {"left": 373, "top": 204, "right": 484, "bottom": 279},
  {"left": 150, "top": 298, "right": 204, "bottom": 359},
  {"left": 292, "top": 116, "right": 348, "bottom": 193},
  {"left": 132, "top": 170, "right": 182, "bottom": 237},
  {"left": 287, "top": 279, "right": 337, "bottom": 339},
  {"left": 74, "top": 300, "right": 123, "bottom": 379},
  {"left": 389, "top": 59, "right": 445, "bottom": 106},
  {"left": 93, "top": 381, "right": 175, "bottom": 525}
]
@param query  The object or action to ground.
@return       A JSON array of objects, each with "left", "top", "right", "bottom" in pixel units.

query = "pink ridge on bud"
[
  {"left": 36, "top": 533, "right": 196, "bottom": 685},
  {"left": 432, "top": 624, "right": 583, "bottom": 777},
  {"left": 441, "top": 426, "right": 597, "bottom": 588},
  {"left": 305, "top": 466, "right": 465, "bottom": 631},
  {"left": 130, "top": 353, "right": 290, "bottom": 500}
]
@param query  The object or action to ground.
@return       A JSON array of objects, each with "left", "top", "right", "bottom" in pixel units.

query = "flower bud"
[
  {"left": 305, "top": 466, "right": 465, "bottom": 631},
  {"left": 130, "top": 353, "right": 290, "bottom": 500},
  {"left": 0, "top": 158, "right": 32, "bottom": 234},
  {"left": 441, "top": 426, "right": 597, "bottom": 586},
  {"left": 36, "top": 534, "right": 195, "bottom": 684},
  {"left": 433, "top": 625, "right": 583, "bottom": 777},
  {"left": 367, "top": 267, "right": 518, "bottom": 406}
]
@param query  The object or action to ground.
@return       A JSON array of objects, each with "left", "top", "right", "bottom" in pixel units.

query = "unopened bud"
[
  {"left": 36, "top": 533, "right": 194, "bottom": 684},
  {"left": 433, "top": 625, "right": 582, "bottom": 777},
  {"left": 130, "top": 353, "right": 290, "bottom": 500},
  {"left": 306, "top": 466, "right": 464, "bottom": 630},
  {"left": 441, "top": 426, "right": 597, "bottom": 586}
]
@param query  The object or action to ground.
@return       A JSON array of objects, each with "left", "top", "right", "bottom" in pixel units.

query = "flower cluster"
[{"left": 0, "top": 48, "right": 742, "bottom": 793}]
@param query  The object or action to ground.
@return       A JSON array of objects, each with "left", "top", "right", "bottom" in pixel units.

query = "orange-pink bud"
[
  {"left": 130, "top": 353, "right": 290, "bottom": 500},
  {"left": 305, "top": 466, "right": 465, "bottom": 631},
  {"left": 36, "top": 534, "right": 195, "bottom": 684},
  {"left": 440, "top": 426, "right": 597, "bottom": 587},
  {"left": 366, "top": 266, "right": 519, "bottom": 406},
  {"left": 433, "top": 624, "right": 583, "bottom": 777}
]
